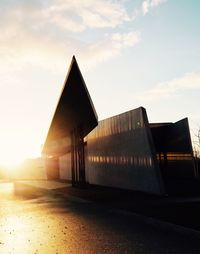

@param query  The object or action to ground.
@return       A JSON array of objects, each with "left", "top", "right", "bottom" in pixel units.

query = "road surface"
[{"left": 0, "top": 181, "right": 200, "bottom": 254}]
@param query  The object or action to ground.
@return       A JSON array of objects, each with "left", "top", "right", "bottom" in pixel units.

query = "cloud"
[
  {"left": 0, "top": 0, "right": 139, "bottom": 74},
  {"left": 50, "top": 0, "right": 131, "bottom": 31},
  {"left": 0, "top": 28, "right": 140, "bottom": 77},
  {"left": 0, "top": 0, "right": 140, "bottom": 73},
  {"left": 138, "top": 72, "right": 200, "bottom": 101},
  {"left": 79, "top": 32, "right": 140, "bottom": 67},
  {"left": 0, "top": 0, "right": 131, "bottom": 33},
  {"left": 142, "top": 0, "right": 167, "bottom": 15}
]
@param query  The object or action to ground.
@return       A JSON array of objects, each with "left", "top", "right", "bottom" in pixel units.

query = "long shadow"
[
  {"left": 12, "top": 180, "right": 200, "bottom": 231},
  {"left": 7, "top": 180, "right": 200, "bottom": 253}
]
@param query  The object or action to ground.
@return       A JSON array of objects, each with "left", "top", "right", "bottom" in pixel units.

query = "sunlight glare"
[{"left": 0, "top": 135, "right": 41, "bottom": 168}]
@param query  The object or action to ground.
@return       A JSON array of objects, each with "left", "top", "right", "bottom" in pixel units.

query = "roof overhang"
[{"left": 42, "top": 56, "right": 98, "bottom": 156}]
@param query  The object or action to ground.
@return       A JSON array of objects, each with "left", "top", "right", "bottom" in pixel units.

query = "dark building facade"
[
  {"left": 85, "top": 107, "right": 165, "bottom": 194},
  {"left": 150, "top": 119, "right": 195, "bottom": 179},
  {"left": 43, "top": 56, "right": 98, "bottom": 186},
  {"left": 43, "top": 56, "right": 195, "bottom": 195}
]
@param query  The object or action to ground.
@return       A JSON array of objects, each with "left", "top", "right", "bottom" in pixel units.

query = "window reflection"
[
  {"left": 156, "top": 153, "right": 192, "bottom": 162},
  {"left": 88, "top": 155, "right": 153, "bottom": 167}
]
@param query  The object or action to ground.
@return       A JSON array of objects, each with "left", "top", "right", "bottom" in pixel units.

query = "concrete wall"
[
  {"left": 59, "top": 153, "right": 71, "bottom": 180},
  {"left": 85, "top": 107, "right": 165, "bottom": 195}
]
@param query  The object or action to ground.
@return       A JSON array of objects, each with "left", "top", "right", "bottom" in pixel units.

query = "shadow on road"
[{"left": 1, "top": 180, "right": 200, "bottom": 253}]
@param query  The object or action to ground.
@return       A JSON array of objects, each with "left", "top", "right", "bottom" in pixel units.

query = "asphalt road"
[{"left": 1, "top": 181, "right": 200, "bottom": 254}]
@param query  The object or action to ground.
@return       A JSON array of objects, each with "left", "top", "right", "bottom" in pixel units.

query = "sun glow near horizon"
[
  {"left": 0, "top": 0, "right": 199, "bottom": 173},
  {"left": 0, "top": 136, "right": 42, "bottom": 169}
]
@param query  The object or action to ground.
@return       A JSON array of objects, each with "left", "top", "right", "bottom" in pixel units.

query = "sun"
[
  {"left": 0, "top": 156, "right": 24, "bottom": 169},
  {"left": 0, "top": 139, "right": 40, "bottom": 170},
  {"left": 0, "top": 152, "right": 27, "bottom": 175},
  {"left": 0, "top": 127, "right": 43, "bottom": 177}
]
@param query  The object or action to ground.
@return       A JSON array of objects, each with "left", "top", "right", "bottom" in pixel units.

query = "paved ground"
[
  {"left": 1, "top": 180, "right": 200, "bottom": 253},
  {"left": 17, "top": 180, "right": 200, "bottom": 230}
]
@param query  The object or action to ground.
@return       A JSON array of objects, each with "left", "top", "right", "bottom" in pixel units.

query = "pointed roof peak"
[
  {"left": 42, "top": 54, "right": 98, "bottom": 155},
  {"left": 70, "top": 55, "right": 78, "bottom": 68},
  {"left": 68, "top": 55, "right": 78, "bottom": 76}
]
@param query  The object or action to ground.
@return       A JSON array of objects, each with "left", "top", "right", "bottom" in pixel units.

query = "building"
[
  {"left": 42, "top": 56, "right": 195, "bottom": 195},
  {"left": 43, "top": 56, "right": 98, "bottom": 185}
]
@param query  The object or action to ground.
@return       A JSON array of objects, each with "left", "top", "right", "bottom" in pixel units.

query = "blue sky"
[{"left": 0, "top": 0, "right": 199, "bottom": 164}]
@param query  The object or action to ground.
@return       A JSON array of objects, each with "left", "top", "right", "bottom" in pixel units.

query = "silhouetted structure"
[
  {"left": 43, "top": 56, "right": 98, "bottom": 186},
  {"left": 43, "top": 56, "right": 195, "bottom": 195},
  {"left": 150, "top": 119, "right": 194, "bottom": 179}
]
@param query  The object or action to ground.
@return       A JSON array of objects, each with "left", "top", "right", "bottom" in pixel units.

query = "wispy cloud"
[
  {"left": 142, "top": 0, "right": 167, "bottom": 15},
  {"left": 0, "top": 0, "right": 131, "bottom": 33},
  {"left": 0, "top": 30, "right": 140, "bottom": 81},
  {"left": 0, "top": 0, "right": 167, "bottom": 73},
  {"left": 79, "top": 32, "right": 140, "bottom": 67},
  {"left": 138, "top": 72, "right": 200, "bottom": 101},
  {"left": 0, "top": 0, "right": 139, "bottom": 73},
  {"left": 47, "top": 0, "right": 131, "bottom": 31}
]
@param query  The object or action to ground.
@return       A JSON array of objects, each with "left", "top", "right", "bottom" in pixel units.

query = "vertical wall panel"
[{"left": 85, "top": 107, "right": 165, "bottom": 195}]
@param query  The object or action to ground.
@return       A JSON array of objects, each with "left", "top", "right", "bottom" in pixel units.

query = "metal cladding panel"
[
  {"left": 150, "top": 118, "right": 193, "bottom": 153},
  {"left": 85, "top": 107, "right": 165, "bottom": 195},
  {"left": 150, "top": 118, "right": 195, "bottom": 179},
  {"left": 42, "top": 56, "right": 98, "bottom": 156},
  {"left": 166, "top": 118, "right": 193, "bottom": 153}
]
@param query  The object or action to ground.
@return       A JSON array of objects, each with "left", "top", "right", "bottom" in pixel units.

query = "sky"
[{"left": 0, "top": 0, "right": 200, "bottom": 165}]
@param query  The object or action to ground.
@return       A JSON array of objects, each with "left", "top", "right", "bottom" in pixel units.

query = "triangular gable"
[{"left": 42, "top": 56, "right": 98, "bottom": 155}]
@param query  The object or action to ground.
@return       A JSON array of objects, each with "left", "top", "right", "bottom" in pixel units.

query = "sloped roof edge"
[{"left": 42, "top": 56, "right": 98, "bottom": 154}]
